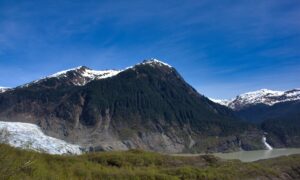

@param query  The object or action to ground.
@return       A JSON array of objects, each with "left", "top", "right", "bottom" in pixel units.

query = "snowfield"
[
  {"left": 139, "top": 58, "right": 172, "bottom": 68},
  {"left": 0, "top": 121, "right": 82, "bottom": 155}
]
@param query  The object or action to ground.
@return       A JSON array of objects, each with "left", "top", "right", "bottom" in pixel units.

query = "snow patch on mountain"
[
  {"left": 0, "top": 87, "right": 10, "bottom": 93},
  {"left": 209, "top": 98, "right": 232, "bottom": 106},
  {"left": 82, "top": 69, "right": 120, "bottom": 79},
  {"left": 139, "top": 58, "right": 172, "bottom": 68},
  {"left": 48, "top": 66, "right": 85, "bottom": 78},
  {"left": 48, "top": 59, "right": 171, "bottom": 82},
  {"left": 231, "top": 89, "right": 285, "bottom": 107},
  {"left": 48, "top": 66, "right": 121, "bottom": 80},
  {"left": 0, "top": 121, "right": 82, "bottom": 155},
  {"left": 212, "top": 88, "right": 300, "bottom": 110},
  {"left": 20, "top": 66, "right": 122, "bottom": 87}
]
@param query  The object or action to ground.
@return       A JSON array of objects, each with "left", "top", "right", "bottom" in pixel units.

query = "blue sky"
[{"left": 0, "top": 0, "right": 299, "bottom": 99}]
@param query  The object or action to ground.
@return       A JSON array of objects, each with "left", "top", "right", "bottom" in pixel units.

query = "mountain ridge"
[
  {"left": 211, "top": 88, "right": 300, "bottom": 110},
  {"left": 2, "top": 59, "right": 173, "bottom": 90},
  {"left": 0, "top": 59, "right": 265, "bottom": 153}
]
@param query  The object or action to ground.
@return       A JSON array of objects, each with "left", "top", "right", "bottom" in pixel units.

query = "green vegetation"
[{"left": 1, "top": 144, "right": 300, "bottom": 179}]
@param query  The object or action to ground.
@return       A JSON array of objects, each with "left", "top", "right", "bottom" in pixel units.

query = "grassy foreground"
[{"left": 1, "top": 144, "right": 300, "bottom": 180}]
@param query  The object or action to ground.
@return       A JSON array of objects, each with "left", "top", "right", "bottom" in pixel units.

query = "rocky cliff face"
[{"left": 0, "top": 59, "right": 265, "bottom": 153}]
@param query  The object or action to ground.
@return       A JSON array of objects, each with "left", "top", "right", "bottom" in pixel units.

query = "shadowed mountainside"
[{"left": 0, "top": 60, "right": 264, "bottom": 153}]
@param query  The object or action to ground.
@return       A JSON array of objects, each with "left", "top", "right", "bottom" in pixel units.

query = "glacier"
[{"left": 0, "top": 121, "right": 82, "bottom": 155}]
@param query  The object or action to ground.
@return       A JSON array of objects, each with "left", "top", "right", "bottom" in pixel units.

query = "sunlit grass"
[{"left": 1, "top": 144, "right": 300, "bottom": 179}]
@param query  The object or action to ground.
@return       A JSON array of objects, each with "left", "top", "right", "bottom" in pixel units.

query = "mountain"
[
  {"left": 211, "top": 89, "right": 300, "bottom": 110},
  {"left": 0, "top": 59, "right": 265, "bottom": 153},
  {"left": 211, "top": 89, "right": 300, "bottom": 148},
  {"left": 210, "top": 89, "right": 300, "bottom": 123}
]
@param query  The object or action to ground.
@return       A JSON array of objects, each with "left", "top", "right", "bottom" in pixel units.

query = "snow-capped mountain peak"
[
  {"left": 48, "top": 66, "right": 121, "bottom": 81},
  {"left": 47, "top": 66, "right": 88, "bottom": 78},
  {"left": 211, "top": 88, "right": 300, "bottom": 110},
  {"left": 0, "top": 87, "right": 10, "bottom": 93},
  {"left": 19, "top": 59, "right": 171, "bottom": 88},
  {"left": 21, "top": 66, "right": 122, "bottom": 87},
  {"left": 11, "top": 59, "right": 172, "bottom": 89},
  {"left": 239, "top": 89, "right": 284, "bottom": 98},
  {"left": 234, "top": 89, "right": 285, "bottom": 106},
  {"left": 139, "top": 58, "right": 172, "bottom": 68}
]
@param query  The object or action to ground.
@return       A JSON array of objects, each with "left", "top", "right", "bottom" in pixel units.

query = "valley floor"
[{"left": 1, "top": 144, "right": 300, "bottom": 180}]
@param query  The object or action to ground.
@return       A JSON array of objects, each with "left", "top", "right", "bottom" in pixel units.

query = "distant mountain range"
[
  {"left": 211, "top": 89, "right": 300, "bottom": 110},
  {"left": 211, "top": 89, "right": 300, "bottom": 148},
  {"left": 0, "top": 59, "right": 268, "bottom": 154}
]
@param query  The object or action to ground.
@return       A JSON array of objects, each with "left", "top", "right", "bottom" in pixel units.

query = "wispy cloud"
[{"left": 0, "top": 0, "right": 299, "bottom": 98}]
